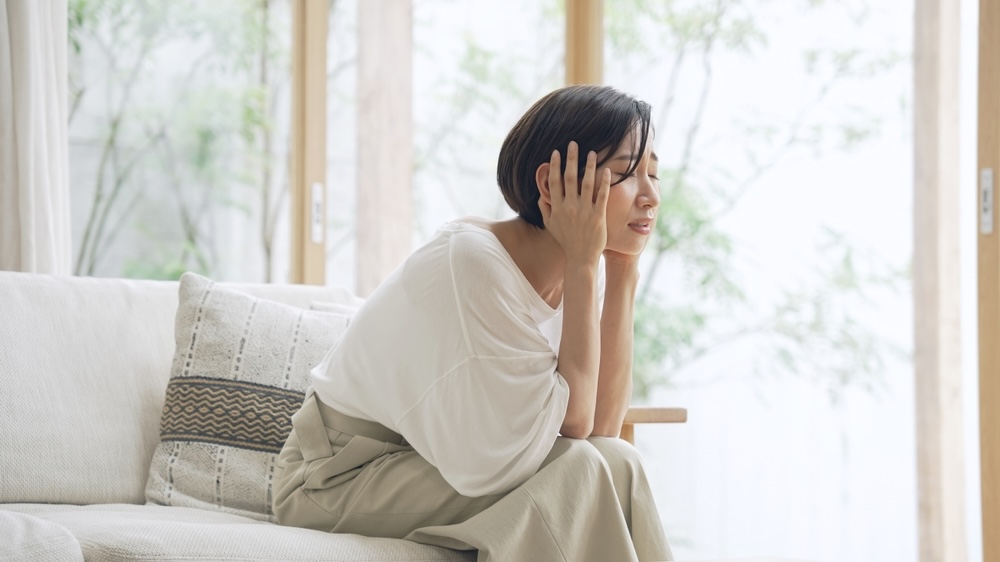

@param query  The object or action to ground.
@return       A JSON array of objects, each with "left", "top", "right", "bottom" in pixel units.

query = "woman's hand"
[{"left": 538, "top": 141, "right": 610, "bottom": 266}]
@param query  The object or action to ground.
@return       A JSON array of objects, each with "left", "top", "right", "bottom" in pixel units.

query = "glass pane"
[
  {"left": 410, "top": 0, "right": 564, "bottom": 241},
  {"left": 602, "top": 1, "right": 914, "bottom": 559},
  {"left": 324, "top": 0, "right": 564, "bottom": 293},
  {"left": 68, "top": 0, "right": 293, "bottom": 281},
  {"left": 325, "top": 0, "right": 359, "bottom": 290}
]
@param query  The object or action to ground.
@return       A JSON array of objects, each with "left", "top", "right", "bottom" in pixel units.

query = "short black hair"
[{"left": 496, "top": 85, "right": 652, "bottom": 228}]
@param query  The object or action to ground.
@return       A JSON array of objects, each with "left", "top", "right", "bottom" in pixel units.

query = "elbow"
[
  {"left": 560, "top": 414, "right": 594, "bottom": 439},
  {"left": 590, "top": 410, "right": 628, "bottom": 437},
  {"left": 589, "top": 421, "right": 622, "bottom": 438}
]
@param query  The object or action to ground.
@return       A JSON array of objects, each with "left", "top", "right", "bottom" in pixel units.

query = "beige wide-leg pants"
[{"left": 273, "top": 390, "right": 673, "bottom": 562}]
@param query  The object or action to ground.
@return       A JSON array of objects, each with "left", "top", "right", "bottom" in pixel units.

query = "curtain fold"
[{"left": 0, "top": 0, "right": 71, "bottom": 274}]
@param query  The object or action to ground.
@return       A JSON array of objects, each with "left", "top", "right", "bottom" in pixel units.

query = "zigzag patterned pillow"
[{"left": 144, "top": 272, "right": 351, "bottom": 521}]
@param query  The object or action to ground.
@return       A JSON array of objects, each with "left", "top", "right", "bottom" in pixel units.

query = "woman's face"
[{"left": 599, "top": 136, "right": 660, "bottom": 256}]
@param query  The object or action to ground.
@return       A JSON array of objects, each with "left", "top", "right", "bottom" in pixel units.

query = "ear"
[{"left": 535, "top": 162, "right": 552, "bottom": 205}]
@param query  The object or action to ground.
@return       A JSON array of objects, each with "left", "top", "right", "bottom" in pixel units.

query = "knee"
[
  {"left": 545, "top": 437, "right": 612, "bottom": 477},
  {"left": 586, "top": 436, "right": 645, "bottom": 476}
]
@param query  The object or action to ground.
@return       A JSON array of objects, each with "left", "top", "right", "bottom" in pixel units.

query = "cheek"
[{"left": 605, "top": 188, "right": 632, "bottom": 219}]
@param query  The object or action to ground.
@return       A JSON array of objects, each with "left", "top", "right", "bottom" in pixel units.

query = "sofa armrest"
[{"left": 620, "top": 406, "right": 687, "bottom": 444}]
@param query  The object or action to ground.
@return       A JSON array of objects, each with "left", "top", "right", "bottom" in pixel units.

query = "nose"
[{"left": 638, "top": 176, "right": 660, "bottom": 209}]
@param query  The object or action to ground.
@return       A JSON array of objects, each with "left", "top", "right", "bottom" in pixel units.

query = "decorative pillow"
[
  {"left": 144, "top": 272, "right": 351, "bottom": 522},
  {"left": 309, "top": 301, "right": 362, "bottom": 316}
]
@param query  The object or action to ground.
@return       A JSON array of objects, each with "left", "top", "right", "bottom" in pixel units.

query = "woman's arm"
[
  {"left": 537, "top": 143, "right": 609, "bottom": 439},
  {"left": 592, "top": 254, "right": 639, "bottom": 436},
  {"left": 557, "top": 261, "right": 602, "bottom": 438}
]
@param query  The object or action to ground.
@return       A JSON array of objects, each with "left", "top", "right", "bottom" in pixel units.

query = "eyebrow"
[{"left": 608, "top": 152, "right": 659, "bottom": 163}]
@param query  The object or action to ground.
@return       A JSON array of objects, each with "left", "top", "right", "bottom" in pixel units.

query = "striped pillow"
[{"left": 144, "top": 272, "right": 350, "bottom": 521}]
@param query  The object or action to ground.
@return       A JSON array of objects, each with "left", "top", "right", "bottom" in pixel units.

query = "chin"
[{"left": 605, "top": 242, "right": 645, "bottom": 256}]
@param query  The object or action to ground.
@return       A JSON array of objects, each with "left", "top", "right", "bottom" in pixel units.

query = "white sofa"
[
  {"left": 0, "top": 270, "right": 476, "bottom": 562},
  {"left": 0, "top": 270, "right": 817, "bottom": 562}
]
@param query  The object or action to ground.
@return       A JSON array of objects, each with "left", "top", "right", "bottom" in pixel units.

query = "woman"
[{"left": 274, "top": 84, "right": 672, "bottom": 562}]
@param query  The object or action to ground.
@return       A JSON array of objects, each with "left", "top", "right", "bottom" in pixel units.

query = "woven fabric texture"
[
  {"left": 0, "top": 273, "right": 179, "bottom": 505},
  {"left": 159, "top": 377, "right": 304, "bottom": 453},
  {"left": 0, "top": 510, "right": 83, "bottom": 562},
  {"left": 3, "top": 504, "right": 474, "bottom": 562},
  {"left": 144, "top": 272, "right": 351, "bottom": 521},
  {"left": 0, "top": 270, "right": 361, "bottom": 506}
]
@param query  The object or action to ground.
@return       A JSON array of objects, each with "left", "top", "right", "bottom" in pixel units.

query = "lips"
[{"left": 628, "top": 220, "right": 652, "bottom": 235}]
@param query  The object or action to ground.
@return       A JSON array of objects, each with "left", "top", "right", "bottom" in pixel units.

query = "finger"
[
  {"left": 595, "top": 167, "right": 611, "bottom": 209},
  {"left": 547, "top": 149, "right": 563, "bottom": 203},
  {"left": 581, "top": 151, "right": 596, "bottom": 203},
  {"left": 564, "top": 141, "right": 579, "bottom": 198}
]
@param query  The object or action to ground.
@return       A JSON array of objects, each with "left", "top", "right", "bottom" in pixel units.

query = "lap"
[
  {"left": 330, "top": 435, "right": 639, "bottom": 535},
  {"left": 275, "top": 401, "right": 642, "bottom": 541},
  {"left": 324, "top": 444, "right": 504, "bottom": 538},
  {"left": 274, "top": 410, "right": 503, "bottom": 538}
]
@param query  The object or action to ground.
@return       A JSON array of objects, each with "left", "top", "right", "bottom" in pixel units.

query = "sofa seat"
[
  {"left": 0, "top": 510, "right": 82, "bottom": 561},
  {"left": 3, "top": 504, "right": 475, "bottom": 562}
]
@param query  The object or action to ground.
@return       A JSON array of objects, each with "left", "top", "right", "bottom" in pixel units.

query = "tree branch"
[{"left": 75, "top": 33, "right": 154, "bottom": 275}]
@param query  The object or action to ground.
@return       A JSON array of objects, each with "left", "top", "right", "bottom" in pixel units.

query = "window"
[
  {"left": 68, "top": 0, "right": 293, "bottom": 281},
  {"left": 66, "top": 2, "right": 982, "bottom": 558},
  {"left": 604, "top": 1, "right": 915, "bottom": 559}
]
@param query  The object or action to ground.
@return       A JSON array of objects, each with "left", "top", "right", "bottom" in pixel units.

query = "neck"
[{"left": 496, "top": 218, "right": 566, "bottom": 306}]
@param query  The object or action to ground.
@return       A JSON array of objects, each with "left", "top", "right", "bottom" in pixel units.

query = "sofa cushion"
[
  {"left": 144, "top": 273, "right": 352, "bottom": 521},
  {"left": 3, "top": 504, "right": 474, "bottom": 562},
  {"left": 0, "top": 273, "right": 178, "bottom": 506},
  {"left": 0, "top": 510, "right": 83, "bottom": 561},
  {"left": 0, "top": 271, "right": 362, "bottom": 506}
]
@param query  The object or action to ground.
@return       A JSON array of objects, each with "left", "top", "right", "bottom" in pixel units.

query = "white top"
[{"left": 310, "top": 221, "right": 570, "bottom": 497}]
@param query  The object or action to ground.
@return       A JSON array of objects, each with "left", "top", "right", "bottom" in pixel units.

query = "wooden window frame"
[
  {"left": 290, "top": 0, "right": 328, "bottom": 285},
  {"left": 566, "top": 0, "right": 603, "bottom": 85},
  {"left": 979, "top": 1, "right": 999, "bottom": 561}
]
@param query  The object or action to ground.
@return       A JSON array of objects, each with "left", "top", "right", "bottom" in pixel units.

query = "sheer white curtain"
[{"left": 0, "top": 0, "right": 71, "bottom": 274}]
